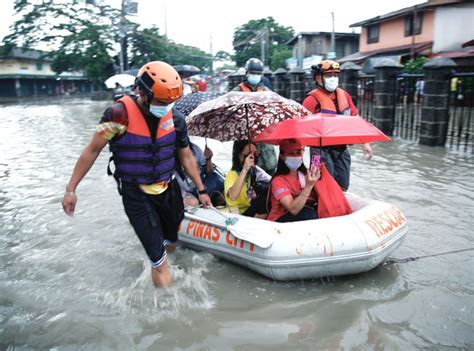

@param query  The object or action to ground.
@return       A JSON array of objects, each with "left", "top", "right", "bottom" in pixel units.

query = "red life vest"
[
  {"left": 238, "top": 82, "right": 265, "bottom": 92},
  {"left": 307, "top": 88, "right": 351, "bottom": 116}
]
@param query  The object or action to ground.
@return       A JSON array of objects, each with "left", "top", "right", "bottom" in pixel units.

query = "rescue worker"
[
  {"left": 232, "top": 58, "right": 271, "bottom": 93},
  {"left": 61, "top": 61, "right": 211, "bottom": 288},
  {"left": 302, "top": 60, "right": 373, "bottom": 191},
  {"left": 232, "top": 58, "right": 277, "bottom": 175}
]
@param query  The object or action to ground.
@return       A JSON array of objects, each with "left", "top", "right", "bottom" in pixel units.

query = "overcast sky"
[{"left": 1, "top": 0, "right": 427, "bottom": 54}]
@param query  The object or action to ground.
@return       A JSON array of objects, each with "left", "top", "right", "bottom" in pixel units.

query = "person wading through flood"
[
  {"left": 302, "top": 60, "right": 372, "bottom": 191},
  {"left": 61, "top": 61, "right": 211, "bottom": 288}
]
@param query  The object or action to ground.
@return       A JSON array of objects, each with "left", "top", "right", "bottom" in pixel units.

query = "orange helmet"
[
  {"left": 311, "top": 60, "right": 340, "bottom": 75},
  {"left": 135, "top": 61, "right": 182, "bottom": 103}
]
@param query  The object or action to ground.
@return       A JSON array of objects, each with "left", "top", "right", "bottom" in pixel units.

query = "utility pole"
[
  {"left": 118, "top": 0, "right": 138, "bottom": 72},
  {"left": 330, "top": 11, "right": 335, "bottom": 59},
  {"left": 298, "top": 33, "right": 303, "bottom": 68},
  {"left": 261, "top": 27, "right": 267, "bottom": 66},
  {"left": 119, "top": 0, "right": 127, "bottom": 72},
  {"left": 411, "top": 5, "right": 417, "bottom": 60},
  {"left": 209, "top": 33, "right": 213, "bottom": 74},
  {"left": 164, "top": 0, "right": 168, "bottom": 39}
]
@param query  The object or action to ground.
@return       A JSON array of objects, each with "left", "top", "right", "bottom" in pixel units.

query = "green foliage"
[
  {"left": 5, "top": 1, "right": 217, "bottom": 80},
  {"left": 214, "top": 50, "right": 232, "bottom": 61},
  {"left": 128, "top": 27, "right": 168, "bottom": 68},
  {"left": 232, "top": 17, "right": 294, "bottom": 68},
  {"left": 4, "top": 0, "right": 121, "bottom": 81},
  {"left": 165, "top": 43, "right": 212, "bottom": 71},
  {"left": 403, "top": 56, "right": 427, "bottom": 73},
  {"left": 270, "top": 46, "right": 292, "bottom": 71}
]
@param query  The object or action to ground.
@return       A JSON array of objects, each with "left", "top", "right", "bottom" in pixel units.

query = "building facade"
[
  {"left": 285, "top": 32, "right": 359, "bottom": 69},
  {"left": 342, "top": 0, "right": 474, "bottom": 71},
  {"left": 0, "top": 47, "right": 93, "bottom": 98}
]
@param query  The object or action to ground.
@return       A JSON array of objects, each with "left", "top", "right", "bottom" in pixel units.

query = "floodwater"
[{"left": 0, "top": 98, "right": 473, "bottom": 350}]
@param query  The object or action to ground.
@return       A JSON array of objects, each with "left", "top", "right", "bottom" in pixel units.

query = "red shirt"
[
  {"left": 268, "top": 172, "right": 317, "bottom": 221},
  {"left": 302, "top": 89, "right": 358, "bottom": 116},
  {"left": 196, "top": 81, "right": 207, "bottom": 92}
]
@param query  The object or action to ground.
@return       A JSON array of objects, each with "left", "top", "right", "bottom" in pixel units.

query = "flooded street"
[{"left": 0, "top": 98, "right": 473, "bottom": 350}]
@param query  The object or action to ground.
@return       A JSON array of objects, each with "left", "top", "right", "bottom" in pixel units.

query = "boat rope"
[{"left": 383, "top": 247, "right": 474, "bottom": 265}]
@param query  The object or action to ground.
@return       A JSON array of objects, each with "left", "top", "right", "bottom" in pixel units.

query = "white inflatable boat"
[{"left": 178, "top": 193, "right": 407, "bottom": 281}]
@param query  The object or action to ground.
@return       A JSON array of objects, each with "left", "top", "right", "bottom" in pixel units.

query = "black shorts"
[
  {"left": 311, "top": 146, "right": 351, "bottom": 190},
  {"left": 121, "top": 179, "right": 184, "bottom": 268}
]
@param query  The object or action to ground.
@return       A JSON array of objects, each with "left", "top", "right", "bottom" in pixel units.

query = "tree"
[
  {"left": 270, "top": 47, "right": 292, "bottom": 71},
  {"left": 4, "top": 0, "right": 122, "bottom": 82},
  {"left": 165, "top": 43, "right": 213, "bottom": 72},
  {"left": 128, "top": 27, "right": 168, "bottom": 68},
  {"left": 214, "top": 50, "right": 232, "bottom": 62},
  {"left": 4, "top": 1, "right": 220, "bottom": 80},
  {"left": 403, "top": 56, "right": 427, "bottom": 73},
  {"left": 233, "top": 17, "right": 294, "bottom": 68}
]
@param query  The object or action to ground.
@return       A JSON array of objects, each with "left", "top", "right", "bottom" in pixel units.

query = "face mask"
[
  {"left": 285, "top": 156, "right": 303, "bottom": 171},
  {"left": 149, "top": 102, "right": 174, "bottom": 118},
  {"left": 324, "top": 77, "right": 339, "bottom": 92},
  {"left": 247, "top": 74, "right": 262, "bottom": 86}
]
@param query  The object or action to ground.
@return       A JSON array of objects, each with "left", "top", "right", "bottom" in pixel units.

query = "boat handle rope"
[
  {"left": 383, "top": 247, "right": 474, "bottom": 265},
  {"left": 185, "top": 204, "right": 239, "bottom": 226}
]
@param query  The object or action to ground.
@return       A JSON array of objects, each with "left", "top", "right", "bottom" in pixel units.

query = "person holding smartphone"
[
  {"left": 224, "top": 140, "right": 271, "bottom": 218},
  {"left": 267, "top": 139, "right": 321, "bottom": 222}
]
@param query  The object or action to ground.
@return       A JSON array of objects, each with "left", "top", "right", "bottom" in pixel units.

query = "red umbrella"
[
  {"left": 254, "top": 114, "right": 391, "bottom": 146},
  {"left": 186, "top": 91, "right": 310, "bottom": 141}
]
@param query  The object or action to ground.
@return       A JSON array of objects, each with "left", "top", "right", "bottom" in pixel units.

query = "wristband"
[
  {"left": 198, "top": 188, "right": 208, "bottom": 195},
  {"left": 65, "top": 191, "right": 75, "bottom": 196}
]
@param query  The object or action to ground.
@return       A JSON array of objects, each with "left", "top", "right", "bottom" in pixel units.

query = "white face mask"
[
  {"left": 247, "top": 74, "right": 262, "bottom": 86},
  {"left": 149, "top": 102, "right": 174, "bottom": 118},
  {"left": 324, "top": 77, "right": 339, "bottom": 92},
  {"left": 284, "top": 156, "right": 303, "bottom": 170}
]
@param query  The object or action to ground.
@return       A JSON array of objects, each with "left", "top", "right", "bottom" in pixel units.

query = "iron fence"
[
  {"left": 447, "top": 72, "right": 473, "bottom": 153},
  {"left": 356, "top": 74, "right": 375, "bottom": 123},
  {"left": 393, "top": 73, "right": 424, "bottom": 141}
]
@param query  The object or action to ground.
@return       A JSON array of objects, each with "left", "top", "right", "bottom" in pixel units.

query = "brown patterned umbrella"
[{"left": 186, "top": 91, "right": 311, "bottom": 141}]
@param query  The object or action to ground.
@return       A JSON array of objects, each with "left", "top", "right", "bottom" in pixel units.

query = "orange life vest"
[
  {"left": 308, "top": 88, "right": 351, "bottom": 116},
  {"left": 109, "top": 96, "right": 177, "bottom": 185},
  {"left": 239, "top": 82, "right": 265, "bottom": 92}
]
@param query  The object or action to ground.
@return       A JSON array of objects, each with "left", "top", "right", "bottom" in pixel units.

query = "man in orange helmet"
[
  {"left": 302, "top": 60, "right": 372, "bottom": 191},
  {"left": 62, "top": 61, "right": 211, "bottom": 288}
]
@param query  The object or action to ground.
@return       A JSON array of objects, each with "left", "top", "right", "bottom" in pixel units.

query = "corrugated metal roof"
[
  {"left": 339, "top": 41, "right": 433, "bottom": 63},
  {"left": 0, "top": 46, "right": 54, "bottom": 61}
]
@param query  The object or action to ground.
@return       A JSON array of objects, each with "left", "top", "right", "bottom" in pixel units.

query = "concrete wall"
[
  {"left": 433, "top": 3, "right": 474, "bottom": 52},
  {"left": 359, "top": 11, "right": 435, "bottom": 53}
]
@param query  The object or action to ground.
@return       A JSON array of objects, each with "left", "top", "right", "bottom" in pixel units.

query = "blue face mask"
[
  {"left": 247, "top": 74, "right": 262, "bottom": 86},
  {"left": 149, "top": 102, "right": 174, "bottom": 118},
  {"left": 284, "top": 156, "right": 303, "bottom": 171}
]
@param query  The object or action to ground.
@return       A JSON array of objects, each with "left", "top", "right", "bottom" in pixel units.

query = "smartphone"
[{"left": 311, "top": 154, "right": 321, "bottom": 169}]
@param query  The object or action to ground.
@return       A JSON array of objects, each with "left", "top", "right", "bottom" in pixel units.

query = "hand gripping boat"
[{"left": 178, "top": 193, "right": 408, "bottom": 281}]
